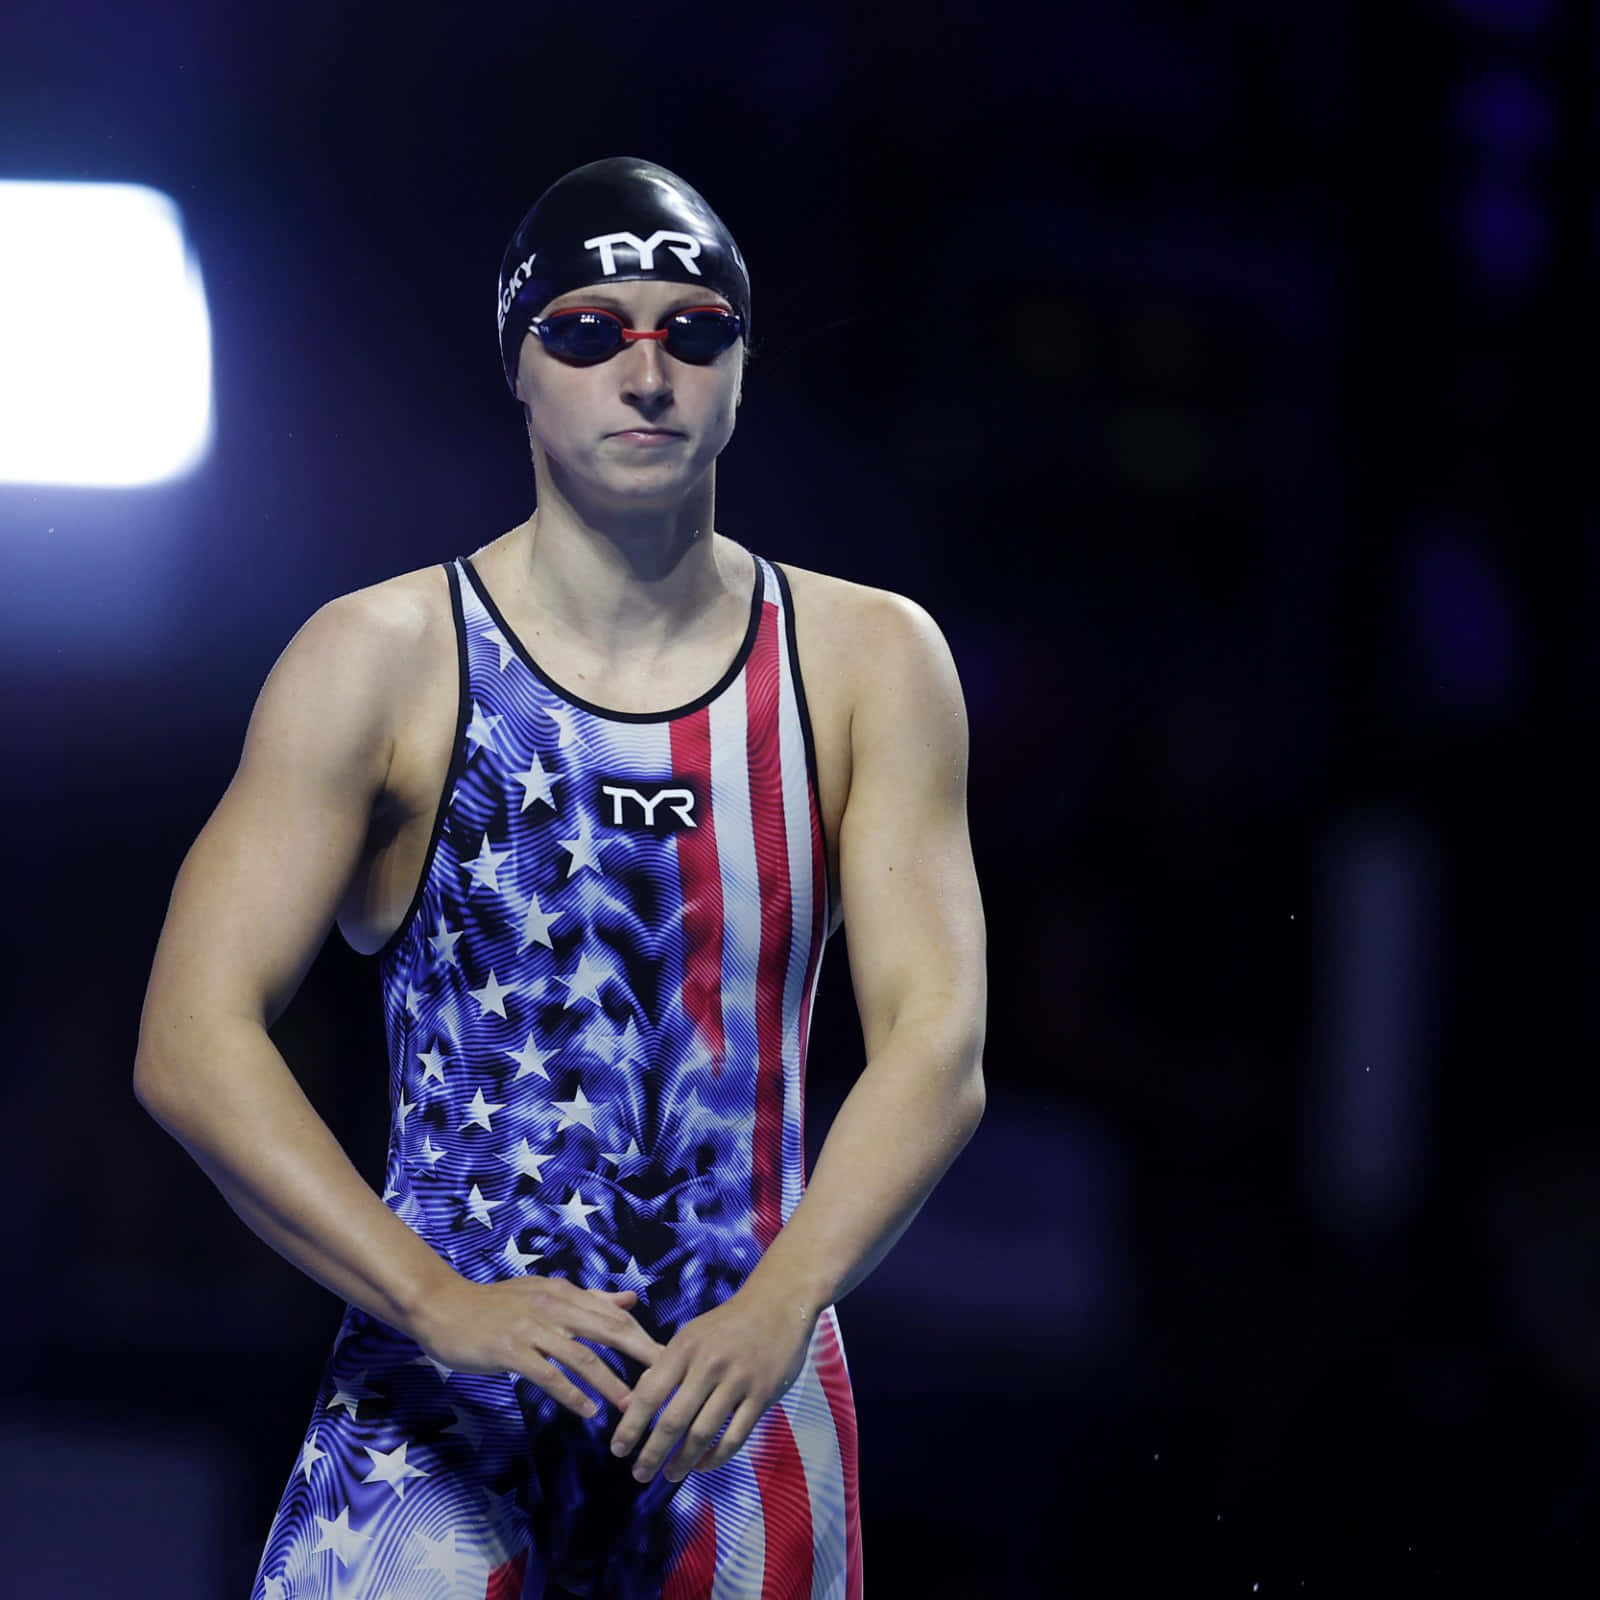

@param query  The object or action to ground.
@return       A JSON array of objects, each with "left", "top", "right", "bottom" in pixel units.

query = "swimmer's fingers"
[
  {"left": 531, "top": 1278, "right": 660, "bottom": 1361},
  {"left": 626, "top": 1360, "right": 715, "bottom": 1482},
  {"left": 548, "top": 1337, "right": 635, "bottom": 1412},
  {"left": 524, "top": 1355, "right": 608, "bottom": 1420},
  {"left": 693, "top": 1394, "right": 765, "bottom": 1474},
  {"left": 667, "top": 1382, "right": 745, "bottom": 1481},
  {"left": 570, "top": 1300, "right": 669, "bottom": 1369}
]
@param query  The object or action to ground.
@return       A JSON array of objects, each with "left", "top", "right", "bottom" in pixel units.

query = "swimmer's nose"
[{"left": 618, "top": 338, "right": 674, "bottom": 415}]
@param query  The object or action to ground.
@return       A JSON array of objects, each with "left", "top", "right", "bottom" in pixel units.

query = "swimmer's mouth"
[{"left": 608, "top": 427, "right": 684, "bottom": 438}]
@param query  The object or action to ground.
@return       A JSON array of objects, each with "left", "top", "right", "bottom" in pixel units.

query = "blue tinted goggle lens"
[{"left": 533, "top": 306, "right": 742, "bottom": 366}]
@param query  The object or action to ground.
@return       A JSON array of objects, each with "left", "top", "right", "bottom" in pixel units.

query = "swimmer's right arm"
[{"left": 133, "top": 585, "right": 663, "bottom": 1417}]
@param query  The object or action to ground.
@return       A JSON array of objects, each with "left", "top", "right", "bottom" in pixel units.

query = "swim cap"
[{"left": 496, "top": 156, "right": 751, "bottom": 394}]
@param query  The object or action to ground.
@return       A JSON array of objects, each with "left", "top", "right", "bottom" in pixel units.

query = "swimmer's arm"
[
  {"left": 132, "top": 589, "right": 456, "bottom": 1334},
  {"left": 745, "top": 588, "right": 987, "bottom": 1315}
]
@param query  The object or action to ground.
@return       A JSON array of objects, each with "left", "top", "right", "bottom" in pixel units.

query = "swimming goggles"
[{"left": 530, "top": 305, "right": 743, "bottom": 367}]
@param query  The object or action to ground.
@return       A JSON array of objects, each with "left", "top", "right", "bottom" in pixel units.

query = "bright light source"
[{"left": 0, "top": 181, "right": 213, "bottom": 487}]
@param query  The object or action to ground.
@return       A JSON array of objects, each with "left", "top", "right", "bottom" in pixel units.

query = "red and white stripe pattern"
[
  {"left": 659, "top": 560, "right": 859, "bottom": 1596},
  {"left": 668, "top": 560, "right": 826, "bottom": 1249},
  {"left": 655, "top": 1304, "right": 860, "bottom": 1600}
]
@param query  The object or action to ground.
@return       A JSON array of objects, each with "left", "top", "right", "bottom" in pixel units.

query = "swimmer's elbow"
[
  {"left": 132, "top": 1006, "right": 256, "bottom": 1133},
  {"left": 132, "top": 1026, "right": 190, "bottom": 1128}
]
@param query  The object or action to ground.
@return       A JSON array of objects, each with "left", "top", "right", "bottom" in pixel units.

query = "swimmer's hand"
[
  {"left": 411, "top": 1276, "right": 667, "bottom": 1420},
  {"left": 608, "top": 1279, "right": 817, "bottom": 1483}
]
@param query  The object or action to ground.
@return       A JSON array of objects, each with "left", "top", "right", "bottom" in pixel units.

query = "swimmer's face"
[{"left": 514, "top": 278, "right": 744, "bottom": 509}]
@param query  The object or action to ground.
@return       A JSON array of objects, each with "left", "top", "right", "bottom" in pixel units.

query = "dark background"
[{"left": 0, "top": 1, "right": 1591, "bottom": 1594}]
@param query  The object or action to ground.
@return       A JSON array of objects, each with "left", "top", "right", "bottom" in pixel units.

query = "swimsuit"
[{"left": 251, "top": 551, "right": 861, "bottom": 1599}]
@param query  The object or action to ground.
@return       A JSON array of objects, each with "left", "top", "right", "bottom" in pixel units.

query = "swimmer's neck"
[{"left": 486, "top": 466, "right": 746, "bottom": 652}]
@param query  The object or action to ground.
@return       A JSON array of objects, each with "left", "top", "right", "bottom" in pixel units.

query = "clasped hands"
[
  {"left": 608, "top": 1278, "right": 817, "bottom": 1482},
  {"left": 416, "top": 1269, "right": 818, "bottom": 1484}
]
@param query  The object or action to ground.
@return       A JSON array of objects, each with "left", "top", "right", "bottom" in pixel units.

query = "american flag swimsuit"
[{"left": 251, "top": 551, "right": 863, "bottom": 1599}]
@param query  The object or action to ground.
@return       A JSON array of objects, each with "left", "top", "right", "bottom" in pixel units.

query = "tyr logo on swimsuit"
[{"left": 596, "top": 779, "right": 699, "bottom": 834}]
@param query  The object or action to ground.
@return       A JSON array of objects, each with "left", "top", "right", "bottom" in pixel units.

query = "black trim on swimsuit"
[
  {"left": 770, "top": 559, "right": 832, "bottom": 932},
  {"left": 459, "top": 550, "right": 764, "bottom": 725},
  {"left": 375, "top": 560, "right": 471, "bottom": 968}
]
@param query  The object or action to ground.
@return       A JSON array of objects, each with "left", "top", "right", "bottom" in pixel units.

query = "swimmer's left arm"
[
  {"left": 611, "top": 587, "right": 987, "bottom": 1482},
  {"left": 749, "top": 586, "right": 989, "bottom": 1306}
]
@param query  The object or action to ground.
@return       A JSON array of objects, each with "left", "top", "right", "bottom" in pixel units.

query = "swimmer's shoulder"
[
  {"left": 278, "top": 561, "right": 459, "bottom": 779},
  {"left": 303, "top": 560, "right": 455, "bottom": 684},
  {"left": 337, "top": 559, "right": 452, "bottom": 630},
  {"left": 768, "top": 557, "right": 955, "bottom": 701}
]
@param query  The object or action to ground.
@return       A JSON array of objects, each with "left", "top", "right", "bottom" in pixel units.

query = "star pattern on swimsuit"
[
  {"left": 553, "top": 1188, "right": 601, "bottom": 1232},
  {"left": 412, "top": 1527, "right": 482, "bottom": 1587},
  {"left": 469, "top": 970, "right": 513, "bottom": 1017},
  {"left": 466, "top": 1184, "right": 504, "bottom": 1226},
  {"left": 513, "top": 750, "right": 556, "bottom": 811},
  {"left": 326, "top": 1371, "right": 378, "bottom": 1419},
  {"left": 557, "top": 819, "right": 605, "bottom": 878},
  {"left": 600, "top": 1137, "right": 644, "bottom": 1170},
  {"left": 614, "top": 1254, "right": 655, "bottom": 1296},
  {"left": 463, "top": 833, "right": 511, "bottom": 893},
  {"left": 505, "top": 1033, "right": 552, "bottom": 1081},
  {"left": 551, "top": 1082, "right": 602, "bottom": 1133},
  {"left": 516, "top": 887, "right": 562, "bottom": 949},
  {"left": 460, "top": 1087, "right": 506, "bottom": 1131},
  {"left": 480, "top": 625, "right": 515, "bottom": 672},
  {"left": 497, "top": 1137, "right": 552, "bottom": 1181},
  {"left": 465, "top": 701, "right": 503, "bottom": 753},
  {"left": 362, "top": 1440, "right": 429, "bottom": 1500},
  {"left": 545, "top": 700, "right": 579, "bottom": 748},
  {"left": 560, "top": 947, "right": 610, "bottom": 1006},
  {"left": 312, "top": 1504, "right": 370, "bottom": 1567},
  {"left": 503, "top": 1232, "right": 543, "bottom": 1273},
  {"left": 427, "top": 916, "right": 462, "bottom": 967}
]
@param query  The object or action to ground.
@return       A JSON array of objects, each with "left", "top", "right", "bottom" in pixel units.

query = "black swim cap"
[{"left": 497, "top": 156, "right": 751, "bottom": 394}]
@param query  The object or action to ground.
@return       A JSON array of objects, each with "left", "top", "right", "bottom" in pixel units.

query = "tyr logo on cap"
[{"left": 582, "top": 230, "right": 703, "bottom": 277}]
